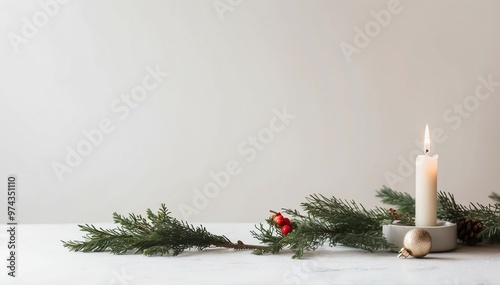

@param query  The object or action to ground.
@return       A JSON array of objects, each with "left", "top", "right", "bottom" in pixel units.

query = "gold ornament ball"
[{"left": 398, "top": 229, "right": 432, "bottom": 258}]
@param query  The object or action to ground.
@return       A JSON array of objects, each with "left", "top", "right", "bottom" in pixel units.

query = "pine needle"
[{"left": 489, "top": 192, "right": 500, "bottom": 204}]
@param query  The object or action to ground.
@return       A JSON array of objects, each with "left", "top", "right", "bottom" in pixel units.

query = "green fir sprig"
[
  {"left": 377, "top": 187, "right": 500, "bottom": 243},
  {"left": 62, "top": 204, "right": 268, "bottom": 256},
  {"left": 251, "top": 194, "right": 395, "bottom": 259}
]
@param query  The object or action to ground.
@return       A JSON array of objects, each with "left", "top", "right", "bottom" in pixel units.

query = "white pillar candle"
[{"left": 415, "top": 124, "right": 438, "bottom": 227}]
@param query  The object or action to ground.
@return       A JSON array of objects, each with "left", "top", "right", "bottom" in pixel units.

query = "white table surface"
[{"left": 1, "top": 223, "right": 499, "bottom": 285}]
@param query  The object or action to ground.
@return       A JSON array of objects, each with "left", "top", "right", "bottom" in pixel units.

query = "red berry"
[
  {"left": 273, "top": 212, "right": 282, "bottom": 221},
  {"left": 275, "top": 216, "right": 285, "bottom": 227},
  {"left": 282, "top": 217, "right": 291, "bottom": 226},
  {"left": 281, "top": 225, "right": 292, "bottom": 235}
]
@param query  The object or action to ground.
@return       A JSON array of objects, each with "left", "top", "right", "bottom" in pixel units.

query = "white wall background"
[{"left": 0, "top": 0, "right": 499, "bottom": 223}]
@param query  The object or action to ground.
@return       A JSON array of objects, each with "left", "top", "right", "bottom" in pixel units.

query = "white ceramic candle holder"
[{"left": 382, "top": 220, "right": 457, "bottom": 252}]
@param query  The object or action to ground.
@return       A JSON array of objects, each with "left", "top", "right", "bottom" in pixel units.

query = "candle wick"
[{"left": 425, "top": 149, "right": 429, "bottom": 154}]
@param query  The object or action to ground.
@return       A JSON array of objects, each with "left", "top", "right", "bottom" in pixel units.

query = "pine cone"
[{"left": 456, "top": 217, "right": 483, "bottom": 245}]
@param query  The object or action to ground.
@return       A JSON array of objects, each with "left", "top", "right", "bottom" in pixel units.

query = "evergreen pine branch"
[
  {"left": 375, "top": 186, "right": 415, "bottom": 216},
  {"left": 378, "top": 187, "right": 500, "bottom": 244},
  {"left": 62, "top": 204, "right": 268, "bottom": 256},
  {"left": 251, "top": 194, "right": 394, "bottom": 259}
]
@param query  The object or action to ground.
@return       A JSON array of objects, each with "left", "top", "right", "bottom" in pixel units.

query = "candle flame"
[{"left": 424, "top": 124, "right": 430, "bottom": 153}]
